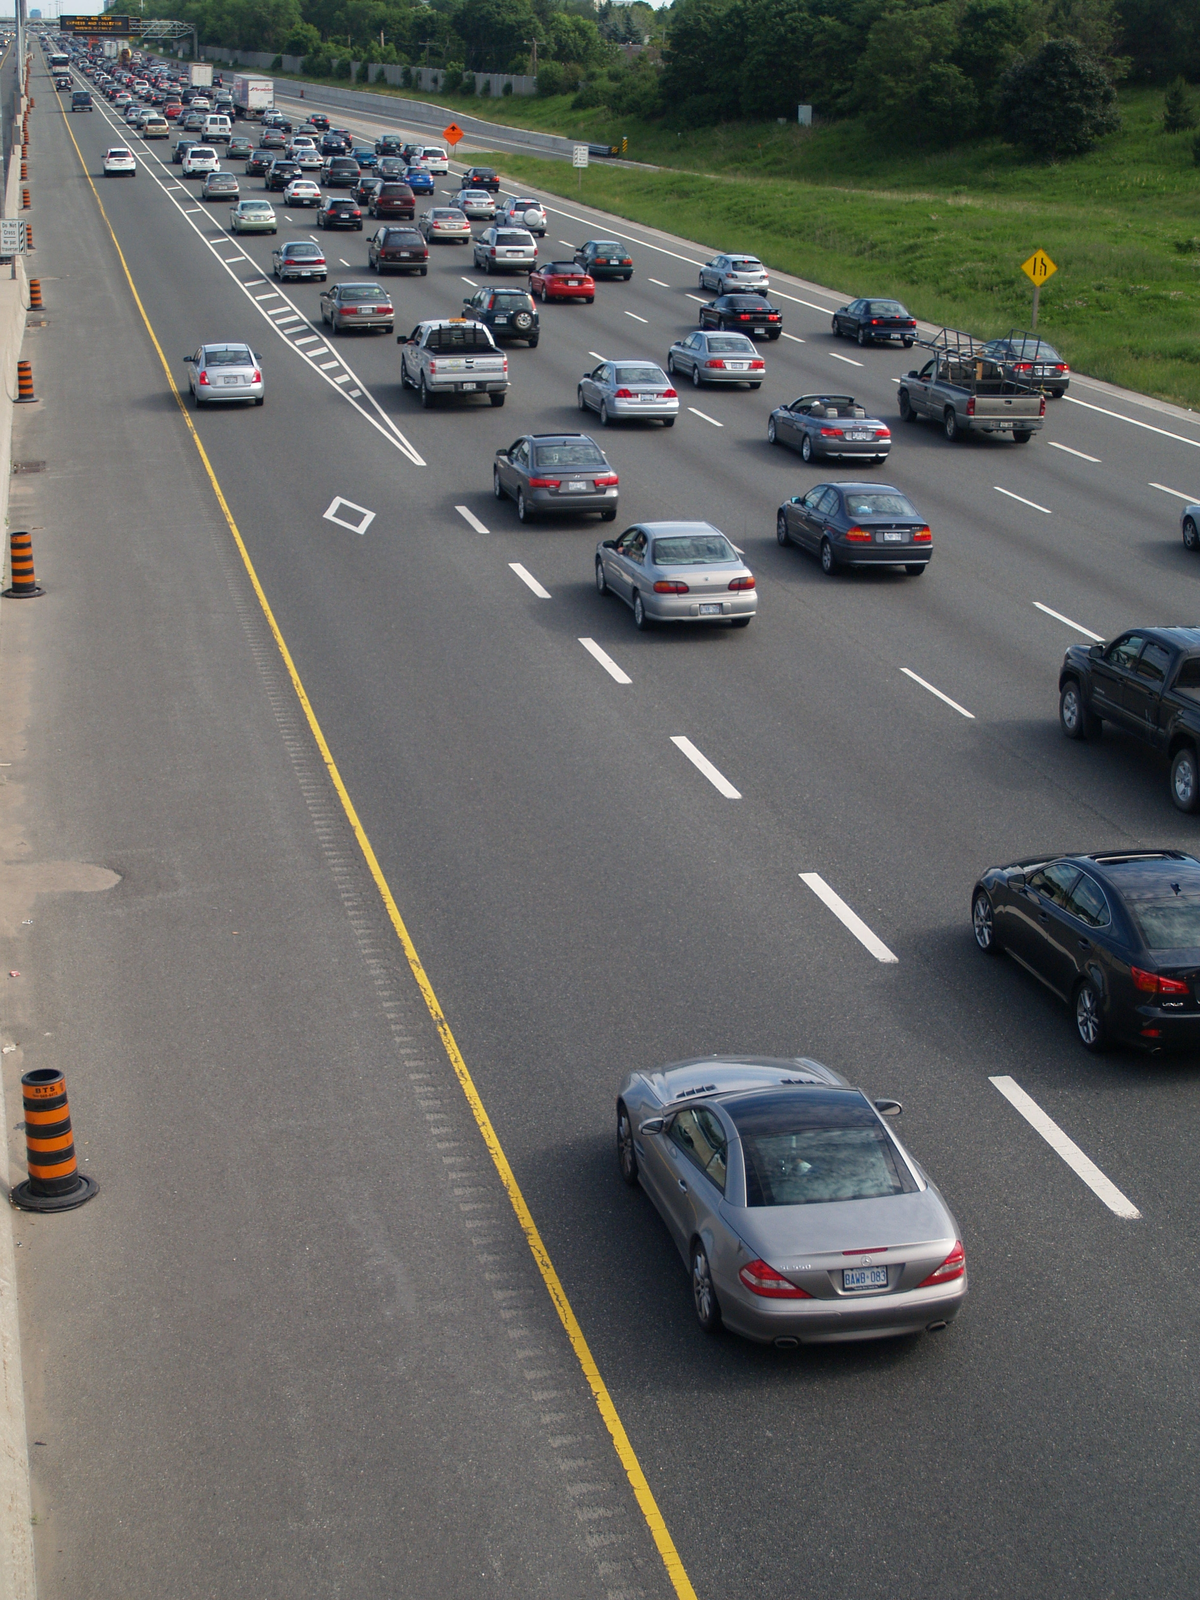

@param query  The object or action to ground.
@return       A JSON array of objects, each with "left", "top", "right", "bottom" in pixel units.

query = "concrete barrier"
[{"left": 0, "top": 88, "right": 29, "bottom": 552}]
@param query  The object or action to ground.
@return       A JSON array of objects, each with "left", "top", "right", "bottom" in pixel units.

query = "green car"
[
  {"left": 227, "top": 135, "right": 254, "bottom": 161},
  {"left": 229, "top": 198, "right": 277, "bottom": 235}
]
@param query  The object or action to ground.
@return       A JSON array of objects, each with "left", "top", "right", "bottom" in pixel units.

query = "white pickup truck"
[{"left": 398, "top": 319, "right": 508, "bottom": 408}]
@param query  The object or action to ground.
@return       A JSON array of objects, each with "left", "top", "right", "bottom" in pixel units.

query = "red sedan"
[{"left": 528, "top": 262, "right": 595, "bottom": 304}]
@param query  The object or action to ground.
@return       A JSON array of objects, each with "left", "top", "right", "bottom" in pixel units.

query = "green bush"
[
  {"left": 503, "top": 80, "right": 513, "bottom": 95},
  {"left": 400, "top": 65, "right": 412, "bottom": 87},
  {"left": 536, "top": 59, "right": 565, "bottom": 97},
  {"left": 998, "top": 38, "right": 1121, "bottom": 159},
  {"left": 1164, "top": 76, "right": 1197, "bottom": 132},
  {"left": 303, "top": 49, "right": 331, "bottom": 78},
  {"left": 480, "top": 77, "right": 491, "bottom": 95},
  {"left": 270, "top": 54, "right": 282, "bottom": 71},
  {"left": 443, "top": 65, "right": 464, "bottom": 93},
  {"left": 460, "top": 71, "right": 476, "bottom": 94},
  {"left": 333, "top": 56, "right": 351, "bottom": 80}
]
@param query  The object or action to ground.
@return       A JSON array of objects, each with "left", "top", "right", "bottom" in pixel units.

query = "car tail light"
[
  {"left": 660, "top": 388, "right": 678, "bottom": 398},
  {"left": 528, "top": 477, "right": 561, "bottom": 489},
  {"left": 1014, "top": 362, "right": 1032, "bottom": 372},
  {"left": 877, "top": 426, "right": 892, "bottom": 438},
  {"left": 845, "top": 526, "right": 872, "bottom": 541},
  {"left": 966, "top": 396, "right": 976, "bottom": 417},
  {"left": 594, "top": 474, "right": 619, "bottom": 487},
  {"left": 739, "top": 313, "right": 753, "bottom": 320},
  {"left": 739, "top": 1259, "right": 811, "bottom": 1299},
  {"left": 1056, "top": 363, "right": 1069, "bottom": 373},
  {"left": 918, "top": 1241, "right": 965, "bottom": 1287},
  {"left": 912, "top": 526, "right": 932, "bottom": 542},
  {"left": 750, "top": 360, "right": 765, "bottom": 370},
  {"left": 728, "top": 575, "right": 755, "bottom": 590},
  {"left": 820, "top": 427, "right": 843, "bottom": 438},
  {"left": 613, "top": 388, "right": 634, "bottom": 399},
  {"left": 252, "top": 370, "right": 261, "bottom": 383},
  {"left": 870, "top": 318, "right": 879, "bottom": 325},
  {"left": 704, "top": 359, "right": 726, "bottom": 369},
  {"left": 1039, "top": 396, "right": 1047, "bottom": 416},
  {"left": 1131, "top": 965, "right": 1189, "bottom": 995},
  {"left": 198, "top": 371, "right": 209, "bottom": 385},
  {"left": 654, "top": 580, "right": 689, "bottom": 594}
]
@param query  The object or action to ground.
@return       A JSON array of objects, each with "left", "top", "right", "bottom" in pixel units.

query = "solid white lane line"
[
  {"left": 781, "top": 331, "right": 806, "bottom": 344},
  {"left": 799, "top": 873, "right": 898, "bottom": 963},
  {"left": 1048, "top": 441, "right": 1101, "bottom": 463},
  {"left": 1149, "top": 481, "right": 1199, "bottom": 502},
  {"left": 995, "top": 486, "right": 1052, "bottom": 514},
  {"left": 688, "top": 407, "right": 722, "bottom": 427},
  {"left": 648, "top": 277, "right": 669, "bottom": 287},
  {"left": 670, "top": 736, "right": 741, "bottom": 798},
  {"left": 1032, "top": 601, "right": 1104, "bottom": 641},
  {"left": 579, "top": 638, "right": 631, "bottom": 684},
  {"left": 509, "top": 562, "right": 551, "bottom": 599},
  {"left": 1067, "top": 393, "right": 1200, "bottom": 450},
  {"left": 455, "top": 505, "right": 490, "bottom": 535},
  {"left": 989, "top": 1076, "right": 1141, "bottom": 1219},
  {"left": 900, "top": 668, "right": 975, "bottom": 719},
  {"left": 830, "top": 352, "right": 862, "bottom": 367},
  {"left": 624, "top": 311, "right": 648, "bottom": 323}
]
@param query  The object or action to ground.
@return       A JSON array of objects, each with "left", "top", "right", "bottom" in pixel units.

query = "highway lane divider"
[
  {"left": 1149, "top": 481, "right": 1198, "bottom": 502},
  {"left": 994, "top": 486, "right": 1052, "bottom": 515},
  {"left": 670, "top": 735, "right": 741, "bottom": 798},
  {"left": 899, "top": 667, "right": 974, "bottom": 720},
  {"left": 1032, "top": 601, "right": 1103, "bottom": 642},
  {"left": 799, "top": 873, "right": 898, "bottom": 963},
  {"left": 578, "top": 637, "right": 631, "bottom": 684},
  {"left": 508, "top": 561, "right": 551, "bottom": 598},
  {"left": 989, "top": 1075, "right": 1140, "bottom": 1219},
  {"left": 455, "top": 505, "right": 489, "bottom": 535},
  {"left": 1047, "top": 441, "right": 1099, "bottom": 463}
]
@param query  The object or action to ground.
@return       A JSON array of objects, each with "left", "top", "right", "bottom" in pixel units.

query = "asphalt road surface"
[{"left": 13, "top": 56, "right": 1200, "bottom": 1600}]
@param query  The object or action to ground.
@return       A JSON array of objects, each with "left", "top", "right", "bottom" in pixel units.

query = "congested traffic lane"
[{"left": 56, "top": 74, "right": 1200, "bottom": 1600}]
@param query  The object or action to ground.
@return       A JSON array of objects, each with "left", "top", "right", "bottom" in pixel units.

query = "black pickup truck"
[{"left": 1059, "top": 627, "right": 1200, "bottom": 811}]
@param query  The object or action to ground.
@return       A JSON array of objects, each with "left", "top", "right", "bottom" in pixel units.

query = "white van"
[{"left": 203, "top": 114, "right": 232, "bottom": 144}]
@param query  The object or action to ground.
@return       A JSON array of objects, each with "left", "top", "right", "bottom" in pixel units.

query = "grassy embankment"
[{"left": 273, "top": 70, "right": 1200, "bottom": 406}]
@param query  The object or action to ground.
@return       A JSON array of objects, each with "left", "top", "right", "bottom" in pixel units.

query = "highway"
[{"left": 16, "top": 55, "right": 1200, "bottom": 1599}]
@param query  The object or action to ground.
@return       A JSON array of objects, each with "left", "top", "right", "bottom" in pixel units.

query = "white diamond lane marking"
[
  {"left": 1032, "top": 601, "right": 1103, "bottom": 642},
  {"left": 688, "top": 407, "right": 722, "bottom": 428},
  {"left": 799, "top": 873, "right": 897, "bottom": 963},
  {"left": 995, "top": 486, "right": 1052, "bottom": 514},
  {"left": 781, "top": 331, "right": 806, "bottom": 344},
  {"left": 670, "top": 736, "right": 741, "bottom": 799},
  {"left": 509, "top": 562, "right": 551, "bottom": 599},
  {"left": 456, "top": 506, "right": 490, "bottom": 535},
  {"left": 624, "top": 311, "right": 648, "bottom": 323},
  {"left": 579, "top": 638, "right": 631, "bottom": 684},
  {"left": 1149, "top": 481, "right": 1199, "bottom": 502},
  {"left": 989, "top": 1076, "right": 1141, "bottom": 1219},
  {"left": 900, "top": 668, "right": 974, "bottom": 719},
  {"left": 830, "top": 352, "right": 863, "bottom": 367},
  {"left": 1048, "top": 441, "right": 1101, "bottom": 463},
  {"left": 648, "top": 277, "right": 669, "bottom": 287},
  {"left": 323, "top": 496, "right": 375, "bottom": 535}
]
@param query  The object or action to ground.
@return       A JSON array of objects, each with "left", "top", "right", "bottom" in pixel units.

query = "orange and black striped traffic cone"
[
  {"left": 28, "top": 279, "right": 41, "bottom": 309},
  {"left": 20, "top": 188, "right": 29, "bottom": 210},
  {"left": 19, "top": 161, "right": 26, "bottom": 180},
  {"left": 3, "top": 531, "right": 43, "bottom": 597},
  {"left": 24, "top": 222, "right": 33, "bottom": 251},
  {"left": 10, "top": 1069, "right": 96, "bottom": 1211},
  {"left": 15, "top": 360, "right": 34, "bottom": 402}
]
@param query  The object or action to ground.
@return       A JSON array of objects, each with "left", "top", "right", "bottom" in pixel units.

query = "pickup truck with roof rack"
[{"left": 897, "top": 328, "right": 1045, "bottom": 443}]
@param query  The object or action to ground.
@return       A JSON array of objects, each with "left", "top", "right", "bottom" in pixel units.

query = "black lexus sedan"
[
  {"left": 698, "top": 294, "right": 782, "bottom": 339},
  {"left": 832, "top": 299, "right": 918, "bottom": 347},
  {"left": 317, "top": 197, "right": 363, "bottom": 231},
  {"left": 972, "top": 850, "right": 1200, "bottom": 1053}
]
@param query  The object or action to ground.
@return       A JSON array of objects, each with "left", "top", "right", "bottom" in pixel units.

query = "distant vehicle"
[
  {"left": 231, "top": 74, "right": 273, "bottom": 119},
  {"left": 898, "top": 329, "right": 1045, "bottom": 443},
  {"left": 374, "top": 134, "right": 404, "bottom": 157},
  {"left": 272, "top": 241, "right": 327, "bottom": 281},
  {"left": 461, "top": 165, "right": 500, "bottom": 193},
  {"left": 183, "top": 341, "right": 262, "bottom": 406},
  {"left": 597, "top": 523, "right": 756, "bottom": 629},
  {"left": 265, "top": 159, "right": 303, "bottom": 191},
  {"left": 473, "top": 226, "right": 537, "bottom": 274},
  {"left": 321, "top": 156, "right": 360, "bottom": 189},
  {"left": 370, "top": 182, "right": 415, "bottom": 220},
  {"left": 102, "top": 145, "right": 136, "bottom": 176},
  {"left": 368, "top": 226, "right": 428, "bottom": 275},
  {"left": 767, "top": 394, "right": 891, "bottom": 463},
  {"left": 414, "top": 144, "right": 448, "bottom": 174},
  {"left": 775, "top": 482, "right": 932, "bottom": 577},
  {"left": 452, "top": 188, "right": 496, "bottom": 221},
  {"left": 201, "top": 171, "right": 239, "bottom": 200},
  {"left": 319, "top": 281, "right": 394, "bottom": 334},
  {"left": 226, "top": 135, "right": 253, "bottom": 160},
  {"left": 832, "top": 299, "right": 918, "bottom": 347},
  {"left": 202, "top": 114, "right": 232, "bottom": 144},
  {"left": 666, "top": 331, "right": 764, "bottom": 388},
  {"left": 577, "top": 360, "right": 677, "bottom": 427},
  {"left": 573, "top": 239, "right": 632, "bottom": 281},
  {"left": 351, "top": 147, "right": 378, "bottom": 170},
  {"left": 70, "top": 89, "right": 92, "bottom": 111},
  {"left": 698, "top": 294, "right": 782, "bottom": 338},
  {"left": 404, "top": 166, "right": 435, "bottom": 195},
  {"left": 181, "top": 145, "right": 220, "bottom": 176},
  {"left": 316, "top": 197, "right": 363, "bottom": 230},
  {"left": 141, "top": 115, "right": 169, "bottom": 139},
  {"left": 187, "top": 62, "right": 213, "bottom": 88},
  {"left": 398, "top": 319, "right": 508, "bottom": 408},
  {"left": 497, "top": 196, "right": 547, "bottom": 236},
  {"left": 354, "top": 175, "right": 382, "bottom": 207},
  {"left": 283, "top": 178, "right": 322, "bottom": 208},
  {"left": 495, "top": 433, "right": 619, "bottom": 523},
  {"left": 978, "top": 331, "right": 1071, "bottom": 398},
  {"left": 698, "top": 254, "right": 769, "bottom": 294}
]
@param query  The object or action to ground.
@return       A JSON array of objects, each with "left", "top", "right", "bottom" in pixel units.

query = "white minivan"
[
  {"left": 203, "top": 114, "right": 232, "bottom": 144},
  {"left": 182, "top": 145, "right": 220, "bottom": 176}
]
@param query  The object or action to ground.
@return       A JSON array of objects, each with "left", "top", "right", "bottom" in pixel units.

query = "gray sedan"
[
  {"left": 494, "top": 433, "right": 619, "bottom": 523},
  {"left": 667, "top": 331, "right": 764, "bottom": 388},
  {"left": 596, "top": 521, "right": 756, "bottom": 629},
  {"left": 577, "top": 359, "right": 679, "bottom": 427},
  {"left": 1183, "top": 502, "right": 1200, "bottom": 551},
  {"left": 767, "top": 394, "right": 892, "bottom": 463},
  {"left": 182, "top": 343, "right": 263, "bottom": 407},
  {"left": 452, "top": 187, "right": 496, "bottom": 220},
  {"left": 201, "top": 170, "right": 239, "bottom": 201},
  {"left": 318, "top": 281, "right": 394, "bottom": 335},
  {"left": 617, "top": 1057, "right": 966, "bottom": 1345},
  {"left": 777, "top": 481, "right": 932, "bottom": 576}
]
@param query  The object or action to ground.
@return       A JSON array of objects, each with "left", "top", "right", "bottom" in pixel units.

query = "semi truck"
[
  {"left": 232, "top": 75, "right": 274, "bottom": 119},
  {"left": 188, "top": 61, "right": 213, "bottom": 88}
]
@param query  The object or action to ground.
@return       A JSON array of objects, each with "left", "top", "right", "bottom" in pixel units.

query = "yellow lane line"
[{"left": 57, "top": 98, "right": 699, "bottom": 1600}]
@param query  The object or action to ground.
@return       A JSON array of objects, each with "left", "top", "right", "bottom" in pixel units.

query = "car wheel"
[
  {"left": 1184, "top": 517, "right": 1199, "bottom": 551},
  {"left": 972, "top": 889, "right": 1000, "bottom": 955},
  {"left": 776, "top": 510, "right": 790, "bottom": 546},
  {"left": 600, "top": 401, "right": 610, "bottom": 426},
  {"left": 800, "top": 433, "right": 814, "bottom": 463},
  {"left": 596, "top": 558, "right": 610, "bottom": 597},
  {"left": 831, "top": 316, "right": 840, "bottom": 337},
  {"left": 586, "top": 297, "right": 594, "bottom": 304},
  {"left": 623, "top": 273, "right": 632, "bottom": 281},
  {"left": 1059, "top": 679, "right": 1094, "bottom": 740},
  {"left": 600, "top": 507, "right": 617, "bottom": 522},
  {"left": 749, "top": 381, "right": 761, "bottom": 389},
  {"left": 857, "top": 326, "right": 867, "bottom": 347},
  {"left": 666, "top": 354, "right": 675, "bottom": 375},
  {"left": 820, "top": 537, "right": 838, "bottom": 575},
  {"left": 1171, "top": 744, "right": 1200, "bottom": 812},
  {"left": 527, "top": 337, "right": 538, "bottom": 348},
  {"left": 517, "top": 489, "right": 531, "bottom": 522},
  {"left": 730, "top": 616, "right": 751, "bottom": 628},
  {"left": 898, "top": 389, "right": 914, "bottom": 422},
  {"left": 1051, "top": 388, "right": 1066, "bottom": 398},
  {"left": 903, "top": 337, "right": 914, "bottom": 348},
  {"left": 691, "top": 365, "right": 701, "bottom": 388},
  {"left": 904, "top": 563, "right": 927, "bottom": 577},
  {"left": 493, "top": 466, "right": 505, "bottom": 500},
  {"left": 419, "top": 376, "right": 433, "bottom": 408},
  {"left": 616, "top": 1102, "right": 638, "bottom": 1185},
  {"left": 1074, "top": 978, "right": 1106, "bottom": 1053},
  {"left": 944, "top": 408, "right": 960, "bottom": 442},
  {"left": 1013, "top": 430, "right": 1032, "bottom": 444},
  {"left": 767, "top": 416, "right": 777, "bottom": 444},
  {"left": 691, "top": 1241, "right": 721, "bottom": 1334},
  {"left": 420, "top": 267, "right": 428, "bottom": 277},
  {"left": 577, "top": 387, "right": 589, "bottom": 412},
  {"left": 540, "top": 286, "right": 548, "bottom": 302},
  {"left": 632, "top": 591, "right": 649, "bottom": 630},
  {"left": 254, "top": 396, "right": 264, "bottom": 406}
]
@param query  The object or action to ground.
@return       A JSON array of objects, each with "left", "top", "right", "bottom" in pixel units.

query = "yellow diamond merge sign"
[{"left": 1021, "top": 250, "right": 1057, "bottom": 285}]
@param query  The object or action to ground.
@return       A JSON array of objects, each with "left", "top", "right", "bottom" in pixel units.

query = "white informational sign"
[
  {"left": 572, "top": 143, "right": 589, "bottom": 169},
  {"left": 797, "top": 104, "right": 812, "bottom": 126},
  {"left": 0, "top": 219, "right": 26, "bottom": 255}
]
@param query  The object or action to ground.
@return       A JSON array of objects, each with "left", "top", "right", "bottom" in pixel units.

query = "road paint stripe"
[
  {"left": 829, "top": 352, "right": 863, "bottom": 367},
  {"left": 1149, "top": 481, "right": 1198, "bottom": 502},
  {"left": 1048, "top": 441, "right": 1101, "bottom": 463},
  {"left": 799, "top": 873, "right": 898, "bottom": 963},
  {"left": 294, "top": 334, "right": 318, "bottom": 346},
  {"left": 324, "top": 495, "right": 375, "bottom": 534},
  {"left": 670, "top": 736, "right": 741, "bottom": 798},
  {"left": 648, "top": 277, "right": 669, "bottom": 287},
  {"left": 509, "top": 562, "right": 551, "bottom": 598},
  {"left": 183, "top": 206, "right": 202, "bottom": 213},
  {"left": 338, "top": 257, "right": 350, "bottom": 266},
  {"left": 559, "top": 238, "right": 574, "bottom": 247},
  {"left": 348, "top": 388, "right": 362, "bottom": 397},
  {"left": 253, "top": 292, "right": 277, "bottom": 301},
  {"left": 455, "top": 505, "right": 490, "bottom": 535},
  {"left": 266, "top": 307, "right": 292, "bottom": 317},
  {"left": 686, "top": 293, "right": 707, "bottom": 303},
  {"left": 773, "top": 291, "right": 840, "bottom": 313},
  {"left": 624, "top": 310, "right": 648, "bottom": 323},
  {"left": 307, "top": 346, "right": 330, "bottom": 357},
  {"left": 334, "top": 373, "right": 351, "bottom": 384},
  {"left": 579, "top": 638, "right": 631, "bottom": 684},
  {"left": 461, "top": 276, "right": 477, "bottom": 286},
  {"left": 588, "top": 350, "right": 607, "bottom": 362},
  {"left": 318, "top": 360, "right": 340, "bottom": 370},
  {"left": 781, "top": 331, "right": 806, "bottom": 344},
  {"left": 688, "top": 407, "right": 722, "bottom": 427},
  {"left": 1032, "top": 601, "right": 1104, "bottom": 641},
  {"left": 900, "top": 667, "right": 975, "bottom": 719},
  {"left": 1066, "top": 393, "right": 1200, "bottom": 450},
  {"left": 995, "top": 486, "right": 1052, "bottom": 514},
  {"left": 989, "top": 1076, "right": 1140, "bottom": 1219}
]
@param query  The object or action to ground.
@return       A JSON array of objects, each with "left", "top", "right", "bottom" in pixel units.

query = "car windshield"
[
  {"left": 727, "top": 1090, "right": 916, "bottom": 1207},
  {"left": 615, "top": 366, "right": 667, "bottom": 385},
  {"left": 340, "top": 286, "right": 387, "bottom": 302},
  {"left": 866, "top": 301, "right": 908, "bottom": 316},
  {"left": 534, "top": 442, "right": 606, "bottom": 469},
  {"left": 652, "top": 535, "right": 735, "bottom": 565},
  {"left": 205, "top": 347, "right": 253, "bottom": 367},
  {"left": 842, "top": 491, "right": 917, "bottom": 518},
  {"left": 496, "top": 231, "right": 532, "bottom": 246},
  {"left": 706, "top": 336, "right": 756, "bottom": 353},
  {"left": 1125, "top": 879, "right": 1200, "bottom": 948}
]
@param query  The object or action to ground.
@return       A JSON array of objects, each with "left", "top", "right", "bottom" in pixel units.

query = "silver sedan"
[
  {"left": 667, "top": 331, "right": 764, "bottom": 388},
  {"left": 182, "top": 342, "right": 263, "bottom": 407},
  {"left": 577, "top": 359, "right": 679, "bottom": 427},
  {"left": 595, "top": 521, "right": 756, "bottom": 629},
  {"left": 419, "top": 206, "right": 471, "bottom": 244},
  {"left": 617, "top": 1057, "right": 967, "bottom": 1345},
  {"left": 1183, "top": 502, "right": 1200, "bottom": 552},
  {"left": 452, "top": 187, "right": 495, "bottom": 220}
]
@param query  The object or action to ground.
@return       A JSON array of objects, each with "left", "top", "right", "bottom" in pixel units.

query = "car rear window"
[
  {"left": 729, "top": 258, "right": 762, "bottom": 270},
  {"left": 384, "top": 229, "right": 423, "bottom": 244},
  {"left": 545, "top": 263, "right": 580, "bottom": 275},
  {"left": 340, "top": 285, "right": 387, "bottom": 302},
  {"left": 728, "top": 295, "right": 770, "bottom": 307},
  {"left": 242, "top": 202, "right": 272, "bottom": 212},
  {"left": 615, "top": 366, "right": 667, "bottom": 385},
  {"left": 1124, "top": 878, "right": 1200, "bottom": 948},
  {"left": 285, "top": 244, "right": 322, "bottom": 257},
  {"left": 842, "top": 491, "right": 917, "bottom": 518},
  {"left": 425, "top": 326, "right": 497, "bottom": 353},
  {"left": 706, "top": 336, "right": 756, "bottom": 353},
  {"left": 867, "top": 301, "right": 908, "bottom": 316},
  {"left": 378, "top": 184, "right": 412, "bottom": 196},
  {"left": 591, "top": 240, "right": 622, "bottom": 252},
  {"left": 534, "top": 442, "right": 606, "bottom": 469},
  {"left": 652, "top": 535, "right": 736, "bottom": 565},
  {"left": 206, "top": 347, "right": 253, "bottom": 367},
  {"left": 726, "top": 1089, "right": 917, "bottom": 1207},
  {"left": 496, "top": 231, "right": 533, "bottom": 246},
  {"left": 492, "top": 292, "right": 531, "bottom": 306}
]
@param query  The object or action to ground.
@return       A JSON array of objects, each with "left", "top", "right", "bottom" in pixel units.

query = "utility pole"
[
  {"left": 524, "top": 37, "right": 544, "bottom": 75},
  {"left": 416, "top": 38, "right": 437, "bottom": 68}
]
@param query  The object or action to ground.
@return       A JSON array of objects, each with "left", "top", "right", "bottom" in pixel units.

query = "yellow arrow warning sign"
[{"left": 1021, "top": 249, "right": 1057, "bottom": 285}]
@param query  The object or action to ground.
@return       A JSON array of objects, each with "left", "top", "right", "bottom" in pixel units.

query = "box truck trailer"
[
  {"left": 188, "top": 62, "right": 213, "bottom": 87},
  {"left": 232, "top": 75, "right": 274, "bottom": 119}
]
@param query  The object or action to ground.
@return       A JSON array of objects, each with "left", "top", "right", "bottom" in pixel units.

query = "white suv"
[
  {"left": 182, "top": 144, "right": 220, "bottom": 176},
  {"left": 415, "top": 144, "right": 448, "bottom": 175}
]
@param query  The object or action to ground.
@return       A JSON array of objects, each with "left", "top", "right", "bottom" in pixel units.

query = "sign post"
[
  {"left": 0, "top": 219, "right": 27, "bottom": 267},
  {"left": 573, "top": 141, "right": 588, "bottom": 192},
  {"left": 1020, "top": 249, "right": 1057, "bottom": 331}
]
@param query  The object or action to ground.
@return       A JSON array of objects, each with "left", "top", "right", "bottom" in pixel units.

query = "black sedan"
[
  {"left": 244, "top": 149, "right": 271, "bottom": 177},
  {"left": 321, "top": 132, "right": 350, "bottom": 155},
  {"left": 699, "top": 294, "right": 782, "bottom": 338},
  {"left": 375, "top": 134, "right": 404, "bottom": 156},
  {"left": 171, "top": 137, "right": 196, "bottom": 164},
  {"left": 368, "top": 226, "right": 428, "bottom": 275},
  {"left": 462, "top": 286, "right": 540, "bottom": 346},
  {"left": 264, "top": 160, "right": 302, "bottom": 191},
  {"left": 972, "top": 850, "right": 1200, "bottom": 1053},
  {"left": 979, "top": 335, "right": 1071, "bottom": 398},
  {"left": 832, "top": 299, "right": 917, "bottom": 347},
  {"left": 768, "top": 394, "right": 892, "bottom": 463},
  {"left": 573, "top": 238, "right": 633, "bottom": 281},
  {"left": 776, "top": 482, "right": 931, "bottom": 576},
  {"left": 461, "top": 165, "right": 500, "bottom": 193},
  {"left": 317, "top": 197, "right": 363, "bottom": 230}
]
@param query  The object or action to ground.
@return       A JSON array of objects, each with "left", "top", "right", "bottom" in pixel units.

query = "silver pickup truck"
[
  {"left": 398, "top": 318, "right": 508, "bottom": 408},
  {"left": 897, "top": 330, "right": 1045, "bottom": 443}
]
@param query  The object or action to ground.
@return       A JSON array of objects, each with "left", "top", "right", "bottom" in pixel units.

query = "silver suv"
[{"left": 473, "top": 226, "right": 537, "bottom": 275}]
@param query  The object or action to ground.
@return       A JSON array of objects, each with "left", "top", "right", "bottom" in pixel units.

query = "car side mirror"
[
  {"left": 908, "top": 370, "right": 919, "bottom": 378},
  {"left": 1006, "top": 870, "right": 1027, "bottom": 889},
  {"left": 638, "top": 1117, "right": 664, "bottom": 1135},
  {"left": 495, "top": 448, "right": 508, "bottom": 458},
  {"left": 874, "top": 1099, "right": 902, "bottom": 1118},
  {"left": 182, "top": 354, "right": 195, "bottom": 363},
  {"left": 601, "top": 539, "right": 617, "bottom": 549}
]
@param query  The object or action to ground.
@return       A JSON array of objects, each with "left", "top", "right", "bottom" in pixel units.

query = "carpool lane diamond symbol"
[{"left": 323, "top": 496, "right": 375, "bottom": 535}]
